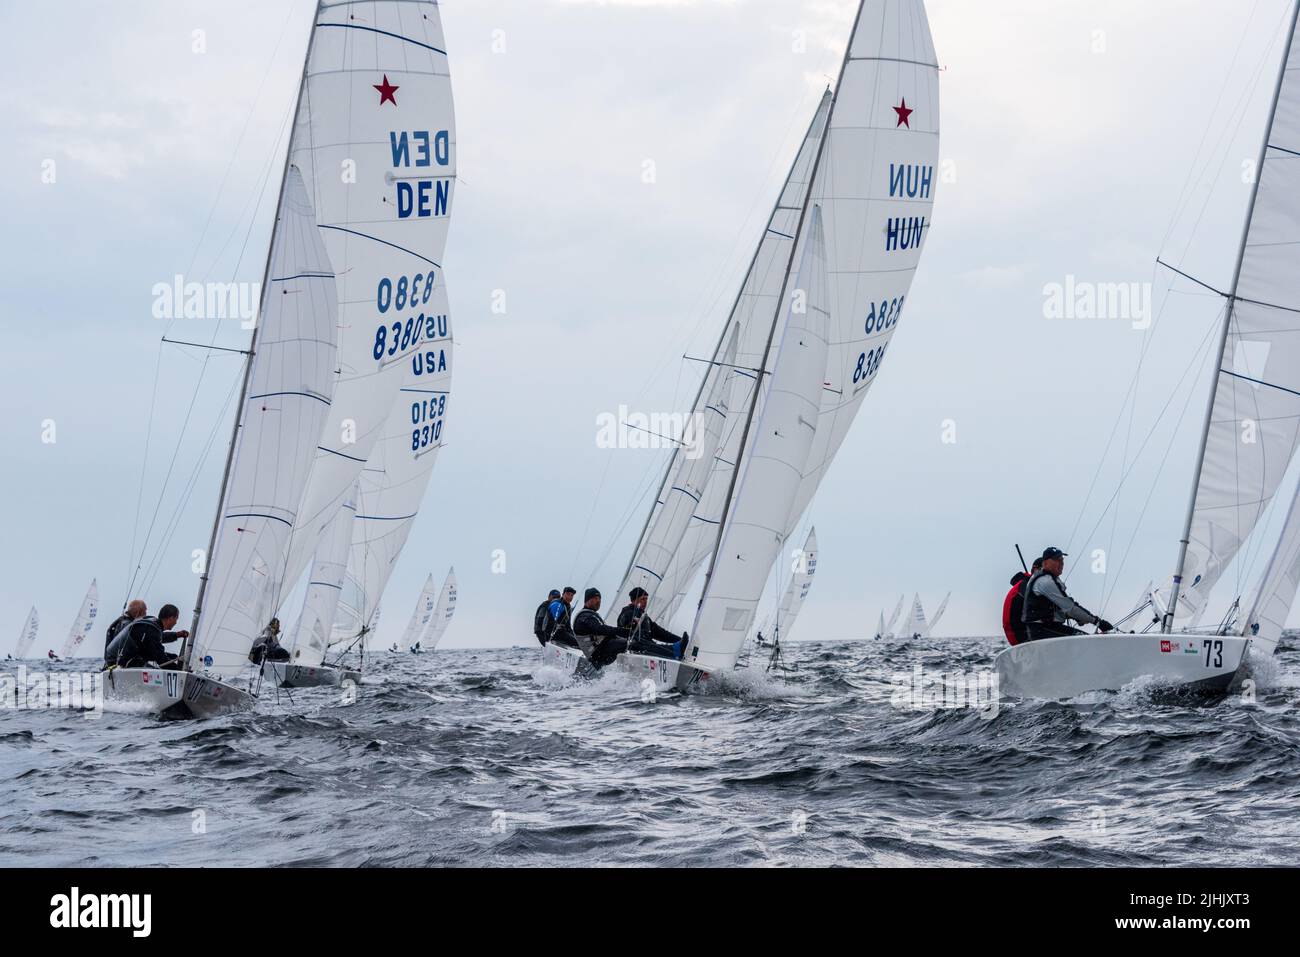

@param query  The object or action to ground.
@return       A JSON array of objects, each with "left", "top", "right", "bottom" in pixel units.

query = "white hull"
[
  {"left": 261, "top": 661, "right": 360, "bottom": 689},
  {"left": 995, "top": 633, "right": 1248, "bottom": 699},
  {"left": 540, "top": 642, "right": 708, "bottom": 693},
  {"left": 103, "top": 668, "right": 254, "bottom": 719}
]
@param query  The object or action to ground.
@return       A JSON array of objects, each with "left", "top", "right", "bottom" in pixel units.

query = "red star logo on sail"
[
  {"left": 893, "top": 98, "right": 914, "bottom": 128},
  {"left": 374, "top": 74, "right": 399, "bottom": 106}
]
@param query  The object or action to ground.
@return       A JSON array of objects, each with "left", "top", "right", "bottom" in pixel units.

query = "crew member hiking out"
[
  {"left": 617, "top": 588, "right": 686, "bottom": 660},
  {"left": 105, "top": 603, "right": 188, "bottom": 670},
  {"left": 249, "top": 618, "right": 291, "bottom": 665},
  {"left": 573, "top": 588, "right": 630, "bottom": 668},
  {"left": 544, "top": 587, "right": 578, "bottom": 648},
  {"left": 103, "top": 599, "right": 146, "bottom": 661},
  {"left": 1002, "top": 558, "right": 1042, "bottom": 646},
  {"left": 1021, "top": 548, "right": 1114, "bottom": 641},
  {"left": 533, "top": 589, "right": 561, "bottom": 645}
]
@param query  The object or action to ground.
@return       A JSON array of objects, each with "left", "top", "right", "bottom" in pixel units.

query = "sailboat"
[
  {"left": 997, "top": 3, "right": 1300, "bottom": 698},
  {"left": 898, "top": 593, "right": 927, "bottom": 640},
  {"left": 875, "top": 593, "right": 905, "bottom": 639},
  {"left": 58, "top": 581, "right": 99, "bottom": 660},
  {"left": 544, "top": 0, "right": 940, "bottom": 692},
  {"left": 752, "top": 527, "right": 818, "bottom": 669},
  {"left": 108, "top": 0, "right": 456, "bottom": 717},
  {"left": 925, "top": 591, "right": 950, "bottom": 638},
  {"left": 10, "top": 607, "right": 38, "bottom": 661},
  {"left": 399, "top": 573, "right": 439, "bottom": 655},
  {"left": 420, "top": 567, "right": 458, "bottom": 652}
]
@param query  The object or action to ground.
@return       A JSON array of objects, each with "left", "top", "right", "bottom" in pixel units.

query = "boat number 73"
[{"left": 1201, "top": 639, "right": 1224, "bottom": 669}]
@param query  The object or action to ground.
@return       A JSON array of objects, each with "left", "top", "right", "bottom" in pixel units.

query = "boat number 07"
[{"left": 1201, "top": 639, "right": 1224, "bottom": 669}]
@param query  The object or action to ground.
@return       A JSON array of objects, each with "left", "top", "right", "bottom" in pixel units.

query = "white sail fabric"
[
  {"left": 421, "top": 567, "right": 458, "bottom": 650},
  {"left": 59, "top": 580, "right": 99, "bottom": 658},
  {"left": 620, "top": 324, "right": 740, "bottom": 607},
  {"left": 401, "top": 573, "right": 438, "bottom": 650},
  {"left": 785, "top": 0, "right": 941, "bottom": 533},
  {"left": 773, "top": 526, "right": 819, "bottom": 641},
  {"left": 13, "top": 607, "right": 38, "bottom": 659},
  {"left": 190, "top": 167, "right": 339, "bottom": 679},
  {"left": 1241, "top": 479, "right": 1300, "bottom": 655},
  {"left": 876, "top": 611, "right": 886, "bottom": 638},
  {"left": 344, "top": 279, "right": 452, "bottom": 634},
  {"left": 884, "top": 593, "right": 905, "bottom": 638},
  {"left": 653, "top": 92, "right": 833, "bottom": 628},
  {"left": 688, "top": 208, "right": 831, "bottom": 672},
  {"left": 924, "top": 590, "right": 950, "bottom": 638},
  {"left": 660, "top": 1, "right": 941, "bottom": 630},
  {"left": 282, "top": 0, "right": 456, "bottom": 592},
  {"left": 284, "top": 485, "right": 357, "bottom": 667},
  {"left": 902, "top": 593, "right": 927, "bottom": 639},
  {"left": 1175, "top": 10, "right": 1300, "bottom": 619}
]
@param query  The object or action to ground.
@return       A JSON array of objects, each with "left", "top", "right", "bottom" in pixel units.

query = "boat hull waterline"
[
  {"left": 994, "top": 633, "right": 1248, "bottom": 699},
  {"left": 540, "top": 642, "right": 706, "bottom": 694},
  {"left": 103, "top": 668, "right": 254, "bottom": 719},
  {"left": 261, "top": 661, "right": 360, "bottom": 689}
]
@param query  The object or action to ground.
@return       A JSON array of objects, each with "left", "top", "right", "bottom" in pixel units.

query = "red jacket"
[{"left": 1002, "top": 574, "right": 1029, "bottom": 646}]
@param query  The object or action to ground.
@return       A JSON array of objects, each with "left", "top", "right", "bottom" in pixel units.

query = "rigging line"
[
  {"left": 1157, "top": 0, "right": 1267, "bottom": 253},
  {"left": 137, "top": 372, "right": 244, "bottom": 600},
  {"left": 1071, "top": 305, "right": 1224, "bottom": 592},
  {"left": 183, "top": 0, "right": 303, "bottom": 280},
  {"left": 125, "top": 344, "right": 165, "bottom": 593},
  {"left": 1100, "top": 333, "right": 1215, "bottom": 618}
]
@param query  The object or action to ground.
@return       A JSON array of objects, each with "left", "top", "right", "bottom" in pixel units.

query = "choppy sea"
[{"left": 3, "top": 636, "right": 1299, "bottom": 867}]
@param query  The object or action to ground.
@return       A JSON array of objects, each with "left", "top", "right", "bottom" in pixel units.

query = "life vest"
[{"left": 1021, "top": 570, "right": 1064, "bottom": 625}]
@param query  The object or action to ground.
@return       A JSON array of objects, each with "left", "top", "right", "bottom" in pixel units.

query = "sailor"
[
  {"left": 106, "top": 603, "right": 188, "bottom": 669},
  {"left": 546, "top": 587, "right": 579, "bottom": 649},
  {"left": 1021, "top": 548, "right": 1114, "bottom": 641},
  {"left": 103, "top": 599, "right": 146, "bottom": 660},
  {"left": 248, "top": 618, "right": 291, "bottom": 665},
  {"left": 573, "top": 588, "right": 631, "bottom": 667},
  {"left": 533, "top": 589, "right": 561, "bottom": 645},
  {"left": 1001, "top": 558, "right": 1042, "bottom": 646},
  {"left": 617, "top": 588, "right": 686, "bottom": 660}
]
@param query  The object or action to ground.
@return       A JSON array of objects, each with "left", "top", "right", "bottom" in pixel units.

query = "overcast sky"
[{"left": 2, "top": 0, "right": 1297, "bottom": 653}]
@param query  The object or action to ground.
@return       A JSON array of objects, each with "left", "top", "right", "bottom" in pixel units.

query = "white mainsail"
[
  {"left": 189, "top": 166, "right": 339, "bottom": 679},
  {"left": 13, "top": 607, "right": 38, "bottom": 659},
  {"left": 421, "top": 567, "right": 458, "bottom": 650},
  {"left": 883, "top": 593, "right": 905, "bottom": 637},
  {"left": 649, "top": 92, "right": 833, "bottom": 627},
  {"left": 619, "top": 324, "right": 740, "bottom": 605},
  {"left": 1166, "top": 3, "right": 1300, "bottom": 625},
  {"left": 284, "top": 484, "right": 358, "bottom": 667},
  {"left": 400, "top": 573, "right": 439, "bottom": 650},
  {"left": 344, "top": 277, "right": 452, "bottom": 637},
  {"left": 688, "top": 207, "right": 831, "bottom": 672},
  {"left": 656, "top": 0, "right": 940, "bottom": 629},
  {"left": 1240, "top": 478, "right": 1300, "bottom": 655},
  {"left": 924, "top": 590, "right": 950, "bottom": 638},
  {"left": 903, "top": 593, "right": 927, "bottom": 639},
  {"left": 773, "top": 526, "right": 819, "bottom": 641},
  {"left": 876, "top": 610, "right": 886, "bottom": 639},
  {"left": 59, "top": 580, "right": 99, "bottom": 659},
  {"left": 282, "top": 0, "right": 457, "bottom": 592}
]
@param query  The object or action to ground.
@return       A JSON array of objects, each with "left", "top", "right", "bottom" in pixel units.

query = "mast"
[
  {"left": 617, "top": 91, "right": 832, "bottom": 592},
  {"left": 698, "top": 1, "right": 866, "bottom": 603},
  {"left": 186, "top": 4, "right": 322, "bottom": 666},
  {"left": 1163, "top": 0, "right": 1300, "bottom": 633}
]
